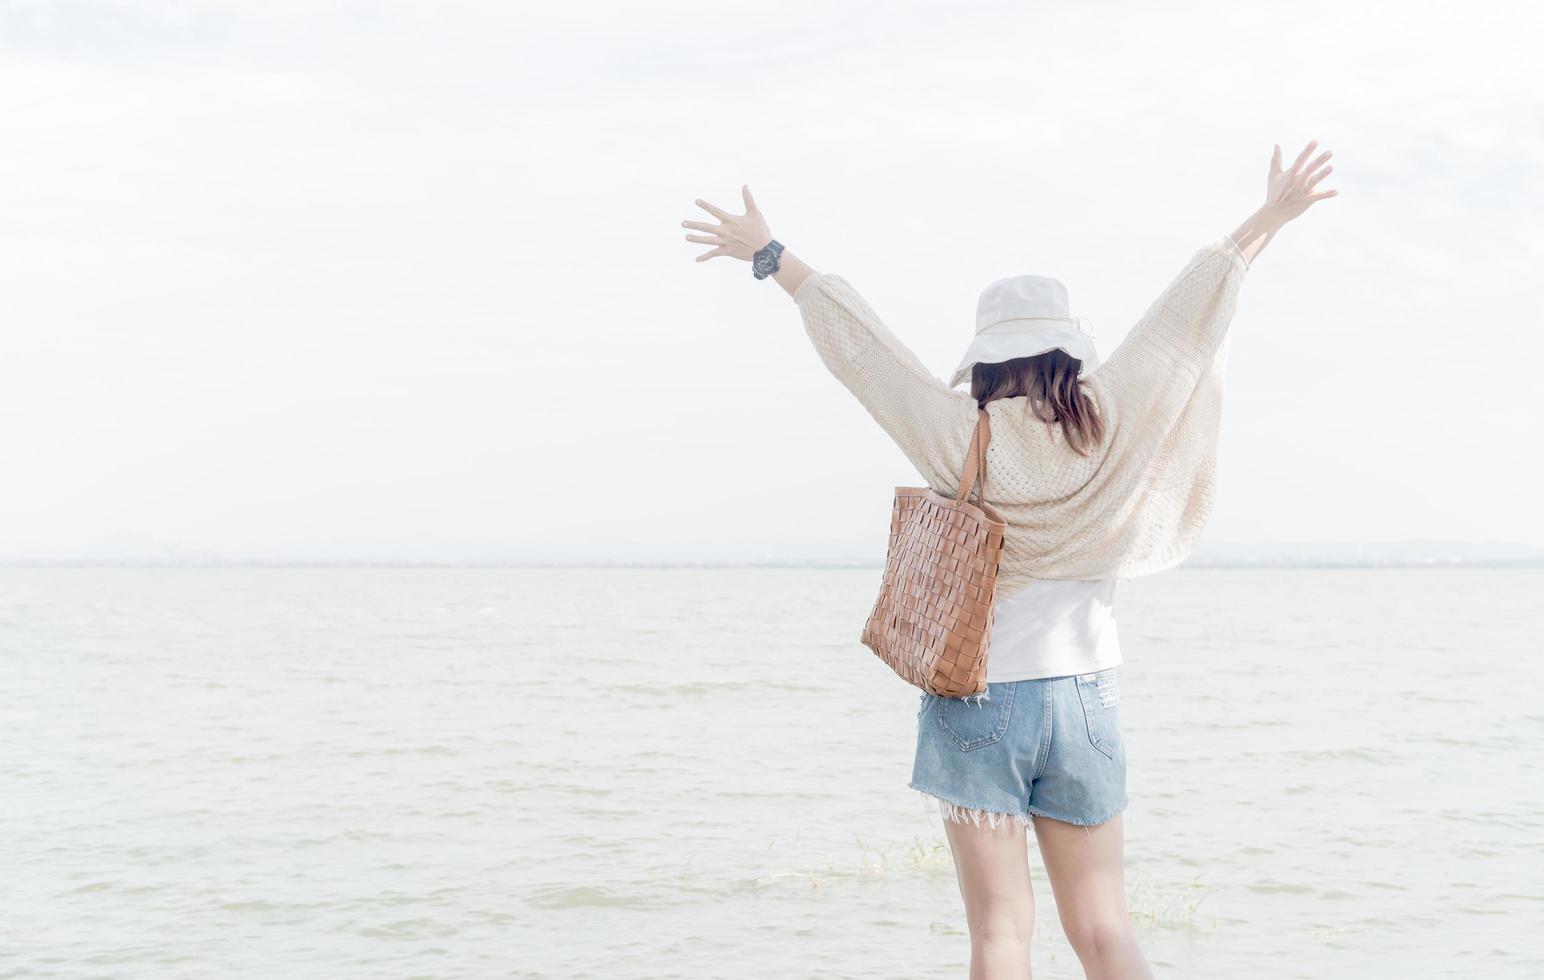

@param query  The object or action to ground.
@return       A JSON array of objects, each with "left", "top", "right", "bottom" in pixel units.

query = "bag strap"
[{"left": 954, "top": 408, "right": 991, "bottom": 507}]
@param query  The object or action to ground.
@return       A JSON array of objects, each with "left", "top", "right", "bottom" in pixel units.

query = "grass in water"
[
  {"left": 751, "top": 834, "right": 1213, "bottom": 935},
  {"left": 751, "top": 834, "right": 952, "bottom": 890},
  {"left": 1125, "top": 872, "right": 1215, "bottom": 931}
]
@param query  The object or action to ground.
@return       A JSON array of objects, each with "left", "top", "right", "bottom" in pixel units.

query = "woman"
[{"left": 681, "top": 141, "right": 1337, "bottom": 979}]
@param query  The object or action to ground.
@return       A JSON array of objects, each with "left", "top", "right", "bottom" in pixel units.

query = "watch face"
[{"left": 753, "top": 251, "right": 772, "bottom": 273}]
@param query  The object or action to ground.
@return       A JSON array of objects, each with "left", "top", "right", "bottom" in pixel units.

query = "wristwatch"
[{"left": 752, "top": 239, "right": 784, "bottom": 280}]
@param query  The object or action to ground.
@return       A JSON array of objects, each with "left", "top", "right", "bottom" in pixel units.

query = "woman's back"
[{"left": 792, "top": 235, "right": 1251, "bottom": 598}]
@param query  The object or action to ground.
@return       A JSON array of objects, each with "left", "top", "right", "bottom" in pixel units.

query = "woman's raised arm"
[
  {"left": 1230, "top": 140, "right": 1337, "bottom": 264},
  {"left": 1090, "top": 140, "right": 1338, "bottom": 414},
  {"left": 681, "top": 185, "right": 817, "bottom": 298},
  {"left": 680, "top": 186, "right": 979, "bottom": 493}
]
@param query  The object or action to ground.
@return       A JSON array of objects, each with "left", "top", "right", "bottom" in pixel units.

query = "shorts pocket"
[
  {"left": 934, "top": 683, "right": 1017, "bottom": 752},
  {"left": 1074, "top": 667, "right": 1122, "bottom": 761}
]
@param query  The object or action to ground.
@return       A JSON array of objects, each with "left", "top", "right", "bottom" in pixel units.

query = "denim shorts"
[{"left": 909, "top": 666, "right": 1127, "bottom": 832}]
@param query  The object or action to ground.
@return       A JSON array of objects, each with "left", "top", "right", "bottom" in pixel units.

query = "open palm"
[
  {"left": 680, "top": 185, "right": 772, "bottom": 263},
  {"left": 1264, "top": 140, "right": 1337, "bottom": 223}
]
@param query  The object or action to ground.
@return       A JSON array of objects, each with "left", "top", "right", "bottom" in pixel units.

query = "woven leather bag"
[{"left": 860, "top": 407, "right": 1007, "bottom": 698}]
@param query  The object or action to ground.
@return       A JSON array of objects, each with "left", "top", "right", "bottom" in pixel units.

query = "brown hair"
[{"left": 971, "top": 351, "right": 1106, "bottom": 456}]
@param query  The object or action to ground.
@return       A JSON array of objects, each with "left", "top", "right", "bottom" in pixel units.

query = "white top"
[
  {"left": 793, "top": 235, "right": 1251, "bottom": 593},
  {"left": 984, "top": 579, "right": 1122, "bottom": 682}
]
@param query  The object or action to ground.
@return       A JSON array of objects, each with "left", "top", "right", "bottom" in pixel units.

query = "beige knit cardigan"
[{"left": 794, "top": 235, "right": 1251, "bottom": 601}]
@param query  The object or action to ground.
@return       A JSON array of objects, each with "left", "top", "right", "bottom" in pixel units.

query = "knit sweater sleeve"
[
  {"left": 1087, "top": 235, "right": 1250, "bottom": 418},
  {"left": 794, "top": 271, "right": 979, "bottom": 492}
]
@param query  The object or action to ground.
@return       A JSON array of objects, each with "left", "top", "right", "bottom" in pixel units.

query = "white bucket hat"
[{"left": 949, "top": 274, "right": 1101, "bottom": 388}]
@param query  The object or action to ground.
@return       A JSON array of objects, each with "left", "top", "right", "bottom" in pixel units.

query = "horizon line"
[{"left": 1, "top": 558, "right": 1541, "bottom": 570}]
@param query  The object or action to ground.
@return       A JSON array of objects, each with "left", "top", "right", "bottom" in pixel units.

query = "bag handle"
[{"left": 954, "top": 408, "right": 990, "bottom": 507}]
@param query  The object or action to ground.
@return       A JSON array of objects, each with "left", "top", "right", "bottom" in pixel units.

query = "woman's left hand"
[{"left": 681, "top": 185, "right": 773, "bottom": 263}]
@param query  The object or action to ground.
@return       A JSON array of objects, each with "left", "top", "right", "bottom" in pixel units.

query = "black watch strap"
[{"left": 752, "top": 239, "right": 785, "bottom": 280}]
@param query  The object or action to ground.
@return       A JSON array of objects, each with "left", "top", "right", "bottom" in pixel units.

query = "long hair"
[{"left": 970, "top": 351, "right": 1106, "bottom": 456}]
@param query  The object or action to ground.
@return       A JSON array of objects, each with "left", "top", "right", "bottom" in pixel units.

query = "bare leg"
[
  {"left": 1032, "top": 812, "right": 1152, "bottom": 980},
  {"left": 942, "top": 814, "right": 1036, "bottom": 979}
]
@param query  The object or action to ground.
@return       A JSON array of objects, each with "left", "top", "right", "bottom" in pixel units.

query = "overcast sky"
[{"left": 0, "top": 0, "right": 1539, "bottom": 563}]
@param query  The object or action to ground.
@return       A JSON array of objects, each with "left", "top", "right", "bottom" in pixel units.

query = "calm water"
[{"left": 2, "top": 566, "right": 1541, "bottom": 978}]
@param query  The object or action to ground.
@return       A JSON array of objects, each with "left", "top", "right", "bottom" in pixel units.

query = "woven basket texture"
[{"left": 860, "top": 408, "right": 1006, "bottom": 697}]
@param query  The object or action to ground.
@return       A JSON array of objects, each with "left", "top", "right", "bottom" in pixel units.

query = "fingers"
[
  {"left": 694, "top": 246, "right": 728, "bottom": 262},
  {"left": 1294, "top": 151, "right": 1332, "bottom": 191},
  {"left": 684, "top": 234, "right": 721, "bottom": 245},
  {"left": 681, "top": 219, "right": 717, "bottom": 232},
  {"left": 1289, "top": 139, "right": 1318, "bottom": 175},
  {"left": 695, "top": 197, "right": 733, "bottom": 220},
  {"left": 1274, "top": 140, "right": 1336, "bottom": 203},
  {"left": 1307, "top": 188, "right": 1338, "bottom": 202},
  {"left": 742, "top": 183, "right": 759, "bottom": 213}
]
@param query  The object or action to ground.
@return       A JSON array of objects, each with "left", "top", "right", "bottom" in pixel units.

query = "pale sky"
[{"left": 0, "top": 0, "right": 1540, "bottom": 563}]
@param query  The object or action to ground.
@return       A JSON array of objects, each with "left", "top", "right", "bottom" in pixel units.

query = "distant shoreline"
[{"left": 1, "top": 560, "right": 1540, "bottom": 570}]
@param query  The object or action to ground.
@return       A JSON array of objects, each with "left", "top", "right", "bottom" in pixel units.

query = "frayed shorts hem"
[
  {"left": 1022, "top": 798, "right": 1129, "bottom": 828},
  {"left": 909, "top": 782, "right": 1127, "bottom": 831},
  {"left": 909, "top": 783, "right": 1033, "bottom": 831}
]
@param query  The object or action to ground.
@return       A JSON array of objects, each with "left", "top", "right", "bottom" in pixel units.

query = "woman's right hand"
[
  {"left": 1228, "top": 140, "right": 1338, "bottom": 264},
  {"left": 1261, "top": 139, "right": 1337, "bottom": 224}
]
